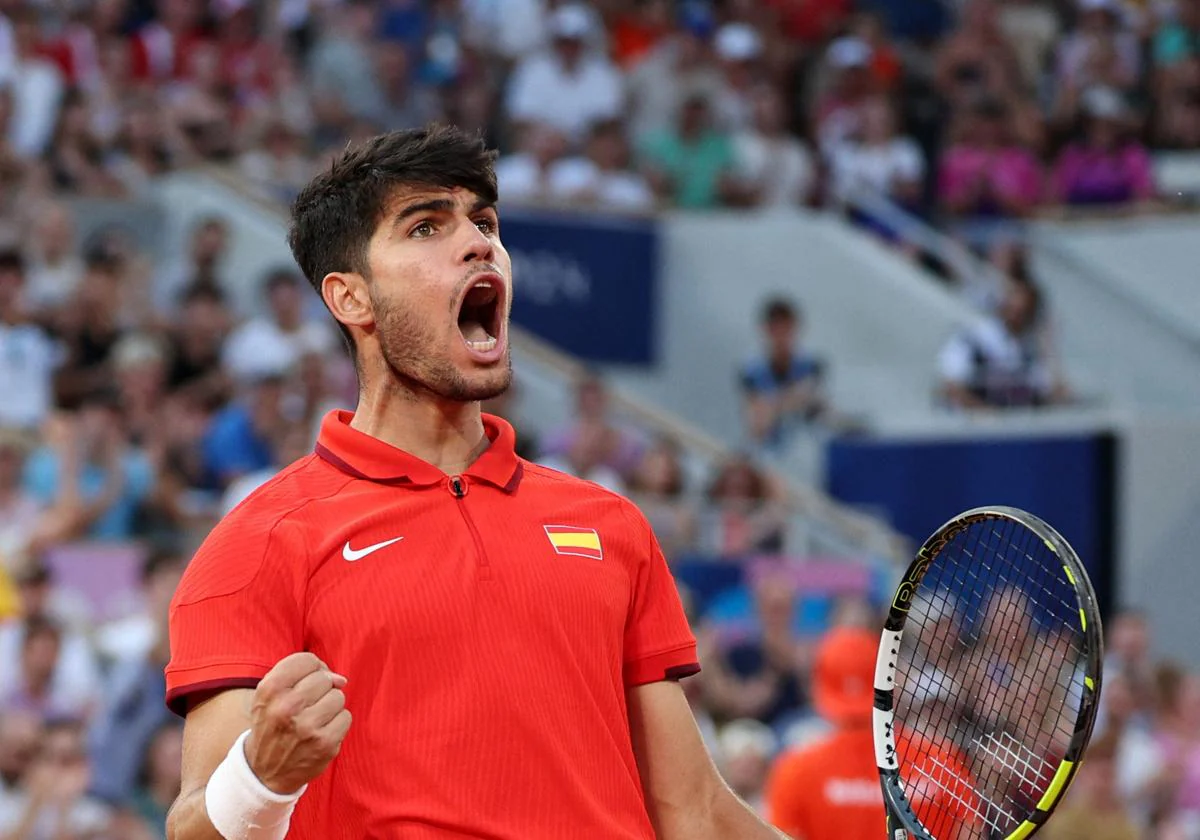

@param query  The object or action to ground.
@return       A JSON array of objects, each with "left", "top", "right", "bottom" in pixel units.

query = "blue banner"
[
  {"left": 826, "top": 433, "right": 1116, "bottom": 617},
  {"left": 500, "top": 208, "right": 659, "bottom": 365}
]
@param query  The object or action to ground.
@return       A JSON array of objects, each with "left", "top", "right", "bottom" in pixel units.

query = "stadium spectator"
[
  {"left": 222, "top": 267, "right": 336, "bottom": 384},
  {"left": 199, "top": 368, "right": 287, "bottom": 491},
  {"left": 731, "top": 84, "right": 816, "bottom": 209},
  {"left": 0, "top": 428, "right": 42, "bottom": 565},
  {"left": 711, "top": 23, "right": 768, "bottom": 132},
  {"left": 1156, "top": 670, "right": 1200, "bottom": 832},
  {"left": 1154, "top": 0, "right": 1200, "bottom": 77},
  {"left": 50, "top": 251, "right": 126, "bottom": 410},
  {"left": 625, "top": 436, "right": 696, "bottom": 561},
  {"left": 126, "top": 720, "right": 183, "bottom": 838},
  {"left": 0, "top": 715, "right": 112, "bottom": 837},
  {"left": 937, "top": 279, "right": 1071, "bottom": 409},
  {"left": 505, "top": 3, "right": 624, "bottom": 144},
  {"left": 1052, "top": 85, "right": 1157, "bottom": 207},
  {"left": 625, "top": 3, "right": 722, "bottom": 143},
  {"left": 938, "top": 95, "right": 1044, "bottom": 249},
  {"left": 156, "top": 216, "right": 230, "bottom": 315},
  {"left": 812, "top": 36, "right": 878, "bottom": 159},
  {"left": 541, "top": 374, "right": 645, "bottom": 481},
  {"left": 88, "top": 548, "right": 184, "bottom": 805},
  {"left": 739, "top": 297, "right": 828, "bottom": 450},
  {"left": 1042, "top": 734, "right": 1145, "bottom": 840},
  {"left": 765, "top": 626, "right": 882, "bottom": 840},
  {"left": 641, "top": 90, "right": 739, "bottom": 208},
  {"left": 546, "top": 118, "right": 656, "bottom": 211},
  {"left": 0, "top": 250, "right": 59, "bottom": 431},
  {"left": 828, "top": 93, "right": 926, "bottom": 244},
  {"left": 237, "top": 117, "right": 314, "bottom": 205},
  {"left": 494, "top": 121, "right": 570, "bottom": 205},
  {"left": 7, "top": 7, "right": 64, "bottom": 162},
  {"left": 218, "top": 419, "right": 313, "bottom": 516},
  {"left": 23, "top": 201, "right": 82, "bottom": 316},
  {"left": 934, "top": 0, "right": 1024, "bottom": 108},
  {"left": 369, "top": 41, "right": 443, "bottom": 133},
  {"left": 164, "top": 283, "right": 230, "bottom": 406},
  {"left": 701, "top": 574, "right": 807, "bottom": 727},
  {"left": 716, "top": 718, "right": 777, "bottom": 817}
]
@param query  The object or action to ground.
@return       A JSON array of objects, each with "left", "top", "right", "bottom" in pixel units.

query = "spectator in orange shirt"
[{"left": 765, "top": 626, "right": 884, "bottom": 839}]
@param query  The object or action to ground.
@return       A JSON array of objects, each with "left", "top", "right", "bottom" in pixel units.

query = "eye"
[
  {"left": 474, "top": 216, "right": 497, "bottom": 235},
  {"left": 410, "top": 221, "right": 435, "bottom": 239}
]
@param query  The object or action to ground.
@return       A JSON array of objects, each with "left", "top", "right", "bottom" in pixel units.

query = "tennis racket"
[{"left": 873, "top": 506, "right": 1103, "bottom": 840}]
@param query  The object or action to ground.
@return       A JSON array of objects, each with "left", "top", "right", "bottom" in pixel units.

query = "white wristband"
[{"left": 205, "top": 729, "right": 306, "bottom": 840}]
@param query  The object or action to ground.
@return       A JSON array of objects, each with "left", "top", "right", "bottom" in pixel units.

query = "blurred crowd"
[{"left": 0, "top": 0, "right": 1193, "bottom": 838}]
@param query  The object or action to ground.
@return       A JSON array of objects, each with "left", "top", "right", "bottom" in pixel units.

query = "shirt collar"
[{"left": 315, "top": 409, "right": 523, "bottom": 491}]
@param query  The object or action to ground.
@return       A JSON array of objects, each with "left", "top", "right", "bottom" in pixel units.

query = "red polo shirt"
[{"left": 166, "top": 411, "right": 699, "bottom": 839}]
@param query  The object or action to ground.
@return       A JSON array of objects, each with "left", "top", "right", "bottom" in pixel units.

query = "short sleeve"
[
  {"left": 620, "top": 501, "right": 699, "bottom": 686},
  {"left": 165, "top": 506, "right": 306, "bottom": 716}
]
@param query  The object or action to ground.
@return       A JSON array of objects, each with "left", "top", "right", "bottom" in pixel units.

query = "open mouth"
[{"left": 457, "top": 275, "right": 504, "bottom": 355}]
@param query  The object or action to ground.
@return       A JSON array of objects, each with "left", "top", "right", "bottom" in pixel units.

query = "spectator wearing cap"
[
  {"left": 764, "top": 627, "right": 883, "bottom": 840},
  {"left": 639, "top": 91, "right": 738, "bottom": 209},
  {"left": 222, "top": 267, "right": 336, "bottom": 385},
  {"left": 1051, "top": 86, "right": 1156, "bottom": 207},
  {"left": 505, "top": 3, "right": 624, "bottom": 144},
  {"left": 0, "top": 250, "right": 62, "bottom": 431},
  {"left": 812, "top": 36, "right": 878, "bottom": 159},
  {"left": 626, "top": 3, "right": 724, "bottom": 143},
  {"left": 731, "top": 84, "right": 816, "bottom": 209},
  {"left": 712, "top": 23, "right": 768, "bottom": 132}
]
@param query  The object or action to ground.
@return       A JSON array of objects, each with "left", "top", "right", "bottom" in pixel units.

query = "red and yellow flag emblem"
[{"left": 543, "top": 525, "right": 603, "bottom": 560}]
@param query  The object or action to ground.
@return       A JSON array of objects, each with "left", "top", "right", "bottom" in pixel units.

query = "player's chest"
[{"left": 302, "top": 492, "right": 632, "bottom": 650}]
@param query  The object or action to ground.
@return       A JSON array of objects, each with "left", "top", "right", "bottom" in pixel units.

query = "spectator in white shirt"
[
  {"left": 0, "top": 251, "right": 60, "bottom": 431},
  {"left": 938, "top": 280, "right": 1070, "bottom": 410},
  {"left": 732, "top": 85, "right": 816, "bottom": 209},
  {"left": 494, "top": 121, "right": 570, "bottom": 206},
  {"left": 548, "top": 119, "right": 657, "bottom": 212},
  {"left": 505, "top": 3, "right": 623, "bottom": 144},
  {"left": 829, "top": 95, "right": 925, "bottom": 208},
  {"left": 5, "top": 8, "right": 62, "bottom": 160},
  {"left": 712, "top": 23, "right": 767, "bottom": 132},
  {"left": 23, "top": 202, "right": 83, "bottom": 318},
  {"left": 222, "top": 267, "right": 336, "bottom": 384}
]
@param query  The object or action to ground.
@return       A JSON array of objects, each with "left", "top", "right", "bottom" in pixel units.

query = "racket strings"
[{"left": 893, "top": 516, "right": 1088, "bottom": 840}]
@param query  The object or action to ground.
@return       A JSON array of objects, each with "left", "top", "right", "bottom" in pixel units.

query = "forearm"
[
  {"left": 166, "top": 787, "right": 225, "bottom": 840},
  {"left": 659, "top": 786, "right": 788, "bottom": 840}
]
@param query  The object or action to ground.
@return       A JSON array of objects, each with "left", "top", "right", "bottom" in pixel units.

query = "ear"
[{"left": 322, "top": 271, "right": 374, "bottom": 332}]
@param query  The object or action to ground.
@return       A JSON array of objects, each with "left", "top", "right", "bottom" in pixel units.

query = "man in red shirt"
[{"left": 165, "top": 125, "right": 787, "bottom": 840}]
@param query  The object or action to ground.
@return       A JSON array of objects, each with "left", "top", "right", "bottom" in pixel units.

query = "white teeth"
[{"left": 465, "top": 336, "right": 498, "bottom": 352}]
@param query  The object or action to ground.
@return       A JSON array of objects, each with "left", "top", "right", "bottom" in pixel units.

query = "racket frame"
[{"left": 873, "top": 506, "right": 1104, "bottom": 840}]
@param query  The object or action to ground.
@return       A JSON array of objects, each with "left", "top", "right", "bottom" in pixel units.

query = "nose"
[{"left": 458, "top": 219, "right": 495, "bottom": 265}]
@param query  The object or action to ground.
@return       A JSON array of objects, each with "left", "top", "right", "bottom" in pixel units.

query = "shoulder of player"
[
  {"left": 520, "top": 461, "right": 650, "bottom": 529},
  {"left": 187, "top": 456, "right": 354, "bottom": 572}
]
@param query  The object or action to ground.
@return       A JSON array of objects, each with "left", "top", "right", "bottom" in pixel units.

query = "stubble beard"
[{"left": 372, "top": 291, "right": 513, "bottom": 403}]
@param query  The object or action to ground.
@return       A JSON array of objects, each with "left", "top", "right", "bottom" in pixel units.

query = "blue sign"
[
  {"left": 826, "top": 433, "right": 1116, "bottom": 617},
  {"left": 500, "top": 207, "right": 659, "bottom": 365}
]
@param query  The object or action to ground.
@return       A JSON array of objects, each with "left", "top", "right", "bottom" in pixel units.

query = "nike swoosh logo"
[{"left": 342, "top": 537, "right": 404, "bottom": 562}]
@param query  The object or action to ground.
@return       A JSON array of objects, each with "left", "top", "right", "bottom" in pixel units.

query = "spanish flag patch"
[{"left": 543, "top": 525, "right": 603, "bottom": 560}]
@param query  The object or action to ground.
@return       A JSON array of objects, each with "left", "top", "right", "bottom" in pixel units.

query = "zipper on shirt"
[{"left": 447, "top": 475, "right": 492, "bottom": 580}]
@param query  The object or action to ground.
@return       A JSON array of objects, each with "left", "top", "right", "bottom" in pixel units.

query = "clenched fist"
[{"left": 244, "top": 652, "right": 352, "bottom": 795}]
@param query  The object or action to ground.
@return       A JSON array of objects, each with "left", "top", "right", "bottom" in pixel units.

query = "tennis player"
[{"left": 164, "top": 125, "right": 787, "bottom": 840}]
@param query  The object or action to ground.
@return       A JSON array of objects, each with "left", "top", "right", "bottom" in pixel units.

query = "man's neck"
[{"left": 351, "top": 384, "right": 490, "bottom": 475}]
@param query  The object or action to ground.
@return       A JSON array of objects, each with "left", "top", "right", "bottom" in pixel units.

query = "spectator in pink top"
[
  {"left": 1052, "top": 86, "right": 1156, "bottom": 208},
  {"left": 939, "top": 95, "right": 1044, "bottom": 248}
]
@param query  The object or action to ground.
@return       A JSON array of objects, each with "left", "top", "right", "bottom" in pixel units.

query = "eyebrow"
[{"left": 392, "top": 196, "right": 497, "bottom": 227}]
